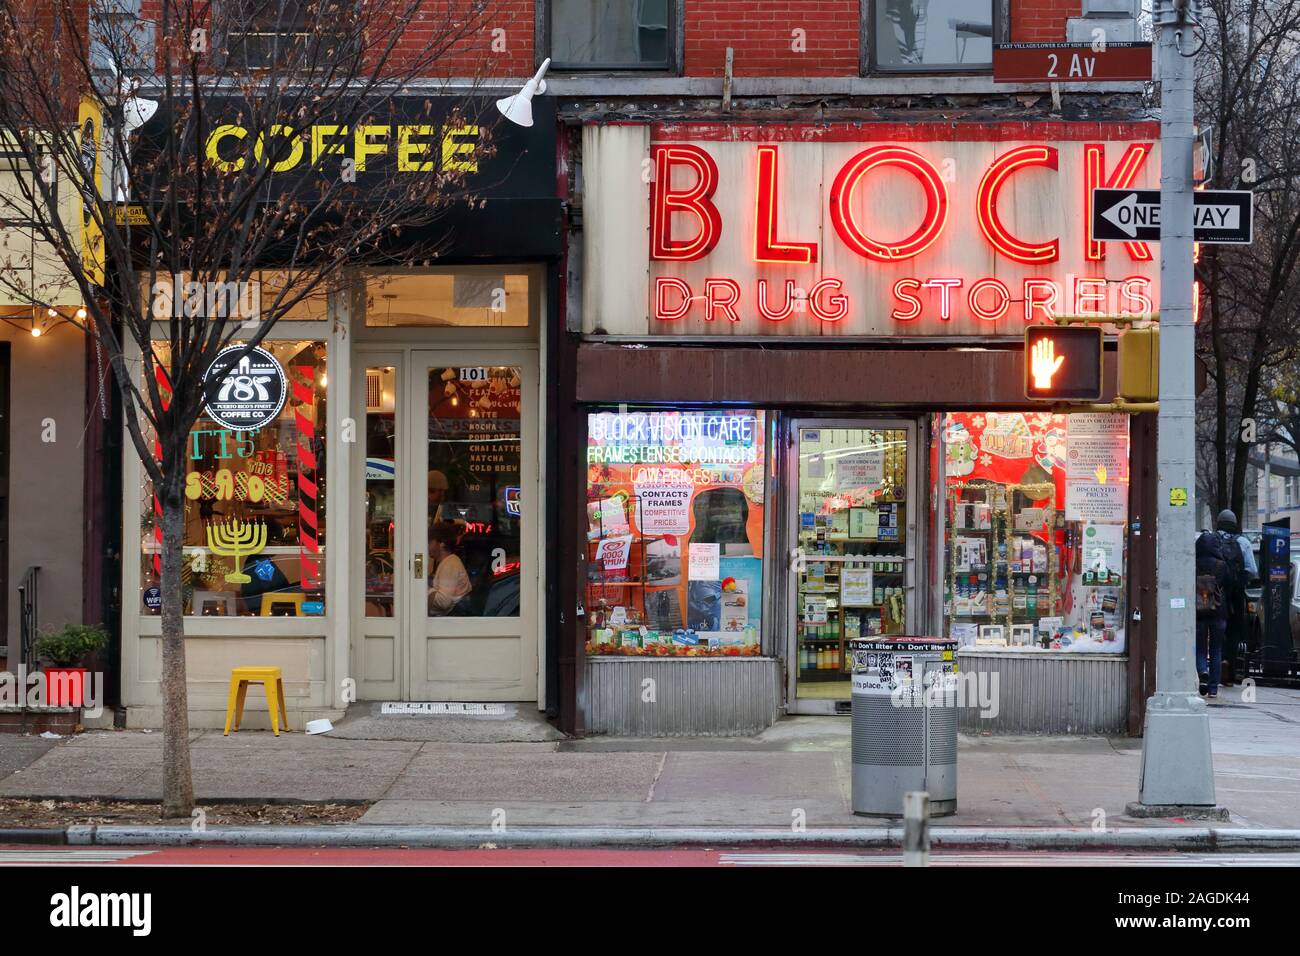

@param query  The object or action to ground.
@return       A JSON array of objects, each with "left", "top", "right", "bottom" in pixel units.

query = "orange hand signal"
[{"left": 1031, "top": 337, "right": 1066, "bottom": 390}]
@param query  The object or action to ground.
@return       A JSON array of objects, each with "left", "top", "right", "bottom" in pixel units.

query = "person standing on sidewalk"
[
  {"left": 1215, "top": 510, "right": 1254, "bottom": 688},
  {"left": 1195, "top": 529, "right": 1231, "bottom": 699}
]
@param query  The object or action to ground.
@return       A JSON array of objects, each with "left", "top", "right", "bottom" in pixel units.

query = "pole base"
[
  {"left": 1137, "top": 693, "right": 1218, "bottom": 807},
  {"left": 1125, "top": 801, "right": 1229, "bottom": 821}
]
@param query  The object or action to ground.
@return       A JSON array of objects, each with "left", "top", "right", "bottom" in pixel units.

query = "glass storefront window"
[
  {"left": 941, "top": 412, "right": 1129, "bottom": 653},
  {"left": 584, "top": 409, "right": 766, "bottom": 657},
  {"left": 426, "top": 365, "right": 524, "bottom": 617},
  {"left": 140, "top": 340, "right": 327, "bottom": 617},
  {"left": 364, "top": 366, "right": 397, "bottom": 617},
  {"left": 363, "top": 271, "right": 530, "bottom": 327}
]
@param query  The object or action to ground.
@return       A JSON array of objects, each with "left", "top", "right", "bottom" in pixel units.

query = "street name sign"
[
  {"left": 1091, "top": 188, "right": 1254, "bottom": 244},
  {"left": 993, "top": 42, "right": 1153, "bottom": 83}
]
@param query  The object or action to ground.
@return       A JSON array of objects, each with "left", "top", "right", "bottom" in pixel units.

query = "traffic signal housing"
[
  {"left": 1024, "top": 325, "right": 1103, "bottom": 401},
  {"left": 1118, "top": 326, "right": 1159, "bottom": 403}
]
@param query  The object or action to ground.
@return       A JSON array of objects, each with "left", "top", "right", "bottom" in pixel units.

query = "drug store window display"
[
  {"left": 942, "top": 412, "right": 1129, "bottom": 653},
  {"left": 139, "top": 340, "right": 327, "bottom": 617},
  {"left": 584, "top": 409, "right": 766, "bottom": 658}
]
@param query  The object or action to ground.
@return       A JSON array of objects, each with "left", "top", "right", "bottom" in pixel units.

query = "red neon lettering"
[
  {"left": 1024, "top": 279, "right": 1058, "bottom": 324},
  {"left": 977, "top": 146, "right": 1060, "bottom": 264},
  {"left": 968, "top": 278, "right": 1012, "bottom": 322},
  {"left": 891, "top": 278, "right": 923, "bottom": 322},
  {"left": 704, "top": 278, "right": 742, "bottom": 322},
  {"left": 650, "top": 145, "right": 723, "bottom": 261},
  {"left": 757, "top": 279, "right": 797, "bottom": 322},
  {"left": 1084, "top": 142, "right": 1153, "bottom": 262},
  {"left": 754, "top": 145, "right": 817, "bottom": 264},
  {"left": 923, "top": 278, "right": 962, "bottom": 321},
  {"left": 829, "top": 146, "right": 948, "bottom": 262},
  {"left": 1075, "top": 277, "right": 1108, "bottom": 316},
  {"left": 1120, "top": 276, "right": 1154, "bottom": 317},
  {"left": 809, "top": 278, "right": 849, "bottom": 322},
  {"left": 654, "top": 276, "right": 693, "bottom": 320}
]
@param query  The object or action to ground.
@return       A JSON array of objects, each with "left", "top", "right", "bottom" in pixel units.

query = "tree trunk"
[{"left": 159, "top": 484, "right": 194, "bottom": 818}]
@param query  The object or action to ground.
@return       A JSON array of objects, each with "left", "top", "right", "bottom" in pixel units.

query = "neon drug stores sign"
[{"left": 583, "top": 123, "right": 1162, "bottom": 338}]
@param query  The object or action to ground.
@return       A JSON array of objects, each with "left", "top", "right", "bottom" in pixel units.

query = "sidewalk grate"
[{"left": 379, "top": 702, "right": 507, "bottom": 716}]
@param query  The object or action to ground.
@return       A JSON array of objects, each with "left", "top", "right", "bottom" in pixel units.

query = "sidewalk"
[{"left": 0, "top": 685, "right": 1296, "bottom": 832}]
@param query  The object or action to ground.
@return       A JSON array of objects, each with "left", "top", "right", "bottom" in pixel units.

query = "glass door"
[
  {"left": 787, "top": 420, "right": 918, "bottom": 712},
  {"left": 406, "top": 351, "right": 538, "bottom": 700}
]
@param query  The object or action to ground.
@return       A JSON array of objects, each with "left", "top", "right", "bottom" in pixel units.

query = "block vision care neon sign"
[{"left": 646, "top": 128, "right": 1160, "bottom": 334}]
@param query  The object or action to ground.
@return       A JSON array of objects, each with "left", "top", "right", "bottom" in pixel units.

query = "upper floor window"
[
  {"left": 221, "top": 0, "right": 317, "bottom": 70},
  {"left": 548, "top": 0, "right": 674, "bottom": 71},
  {"left": 870, "top": 0, "right": 995, "bottom": 73}
]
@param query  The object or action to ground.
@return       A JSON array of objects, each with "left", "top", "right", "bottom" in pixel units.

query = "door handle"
[{"left": 413, "top": 553, "right": 424, "bottom": 578}]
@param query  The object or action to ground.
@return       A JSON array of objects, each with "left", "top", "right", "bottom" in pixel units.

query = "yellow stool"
[
  {"left": 259, "top": 593, "right": 305, "bottom": 616},
  {"left": 223, "top": 666, "right": 288, "bottom": 736}
]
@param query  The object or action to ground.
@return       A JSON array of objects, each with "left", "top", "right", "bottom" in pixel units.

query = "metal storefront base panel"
[
  {"left": 585, "top": 658, "right": 781, "bottom": 737},
  {"left": 957, "top": 652, "right": 1129, "bottom": 735}
]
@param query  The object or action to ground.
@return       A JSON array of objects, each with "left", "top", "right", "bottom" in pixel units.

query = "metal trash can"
[{"left": 849, "top": 636, "right": 958, "bottom": 817}]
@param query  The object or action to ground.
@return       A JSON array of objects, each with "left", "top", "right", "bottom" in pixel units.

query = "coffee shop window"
[
  {"left": 940, "top": 412, "right": 1129, "bottom": 653},
  {"left": 584, "top": 408, "right": 767, "bottom": 657},
  {"left": 140, "top": 340, "right": 328, "bottom": 617}
]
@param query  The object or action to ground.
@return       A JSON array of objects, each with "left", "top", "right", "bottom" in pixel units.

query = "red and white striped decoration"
[
  {"left": 292, "top": 365, "right": 321, "bottom": 590},
  {"left": 151, "top": 364, "right": 173, "bottom": 578}
]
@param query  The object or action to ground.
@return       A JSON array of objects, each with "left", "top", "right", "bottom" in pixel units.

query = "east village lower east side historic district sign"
[{"left": 582, "top": 122, "right": 1163, "bottom": 338}]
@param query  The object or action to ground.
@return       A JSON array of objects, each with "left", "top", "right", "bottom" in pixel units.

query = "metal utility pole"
[
  {"left": 1134, "top": 0, "right": 1219, "bottom": 812},
  {"left": 1264, "top": 442, "right": 1272, "bottom": 524}
]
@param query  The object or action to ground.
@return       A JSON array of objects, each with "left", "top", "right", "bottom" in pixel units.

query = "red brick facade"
[
  {"left": 684, "top": 1, "right": 861, "bottom": 77},
  {"left": 130, "top": 1, "right": 1086, "bottom": 77},
  {"left": 1011, "top": 0, "right": 1084, "bottom": 42}
]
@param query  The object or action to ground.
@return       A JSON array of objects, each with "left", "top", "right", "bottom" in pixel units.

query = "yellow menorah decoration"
[{"left": 206, "top": 517, "right": 268, "bottom": 584}]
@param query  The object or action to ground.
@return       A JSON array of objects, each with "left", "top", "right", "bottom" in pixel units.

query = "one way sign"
[{"left": 1091, "top": 188, "right": 1254, "bottom": 244}]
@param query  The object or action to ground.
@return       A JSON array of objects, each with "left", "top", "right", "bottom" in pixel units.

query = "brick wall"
[
  {"left": 131, "top": 1, "right": 1087, "bottom": 78},
  {"left": 135, "top": 0, "right": 532, "bottom": 79},
  {"left": 683, "top": 0, "right": 860, "bottom": 77},
  {"left": 1011, "top": 0, "right": 1083, "bottom": 42}
]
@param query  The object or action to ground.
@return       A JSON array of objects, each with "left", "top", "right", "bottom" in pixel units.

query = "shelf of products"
[{"left": 945, "top": 479, "right": 1060, "bottom": 647}]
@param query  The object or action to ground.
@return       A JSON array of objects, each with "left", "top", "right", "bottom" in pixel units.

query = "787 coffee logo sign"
[{"left": 202, "top": 345, "right": 287, "bottom": 432}]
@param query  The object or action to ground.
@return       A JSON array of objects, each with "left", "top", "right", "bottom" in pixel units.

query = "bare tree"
[
  {"left": 0, "top": 0, "right": 515, "bottom": 816},
  {"left": 1195, "top": 0, "right": 1300, "bottom": 521}
]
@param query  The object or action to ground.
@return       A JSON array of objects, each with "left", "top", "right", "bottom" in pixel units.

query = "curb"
[
  {"left": 0, "top": 825, "right": 1284, "bottom": 850},
  {"left": 0, "top": 827, "right": 66, "bottom": 845}
]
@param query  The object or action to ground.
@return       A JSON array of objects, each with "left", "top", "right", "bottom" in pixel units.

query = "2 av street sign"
[
  {"left": 1090, "top": 188, "right": 1254, "bottom": 244},
  {"left": 993, "top": 42, "right": 1153, "bottom": 83}
]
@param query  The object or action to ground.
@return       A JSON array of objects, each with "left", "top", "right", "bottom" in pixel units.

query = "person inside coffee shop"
[{"left": 428, "top": 519, "right": 471, "bottom": 616}]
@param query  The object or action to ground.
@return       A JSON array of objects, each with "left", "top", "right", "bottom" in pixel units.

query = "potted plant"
[{"left": 35, "top": 624, "right": 108, "bottom": 707}]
